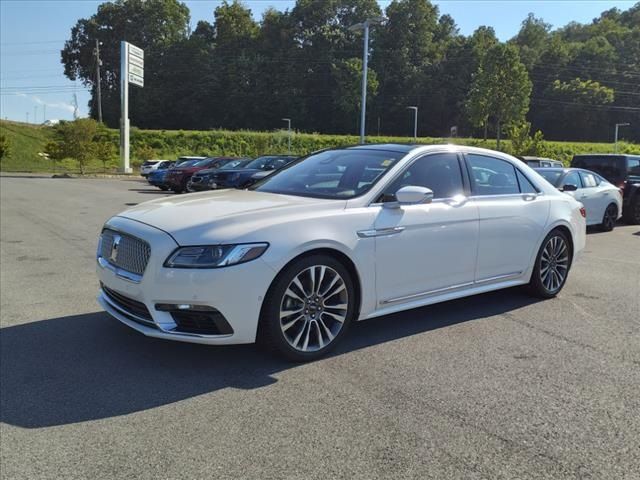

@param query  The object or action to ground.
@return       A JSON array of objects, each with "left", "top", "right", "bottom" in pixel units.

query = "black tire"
[
  {"left": 159, "top": 186, "right": 169, "bottom": 191},
  {"left": 172, "top": 188, "right": 183, "bottom": 194},
  {"left": 528, "top": 229, "right": 572, "bottom": 298},
  {"left": 622, "top": 196, "right": 640, "bottom": 225},
  {"left": 600, "top": 203, "right": 617, "bottom": 232},
  {"left": 258, "top": 254, "right": 356, "bottom": 362}
]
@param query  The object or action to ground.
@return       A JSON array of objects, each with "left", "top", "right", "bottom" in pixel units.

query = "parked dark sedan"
[
  {"left": 187, "top": 159, "right": 252, "bottom": 192},
  {"left": 206, "top": 155, "right": 298, "bottom": 190},
  {"left": 165, "top": 157, "right": 241, "bottom": 193}
]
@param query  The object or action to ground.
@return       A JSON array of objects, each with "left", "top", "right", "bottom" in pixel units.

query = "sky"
[{"left": 0, "top": 0, "right": 636, "bottom": 123}]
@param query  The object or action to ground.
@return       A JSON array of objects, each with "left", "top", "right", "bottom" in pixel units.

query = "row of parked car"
[
  {"left": 141, "top": 151, "right": 640, "bottom": 230},
  {"left": 141, "top": 155, "right": 297, "bottom": 194},
  {"left": 520, "top": 154, "right": 640, "bottom": 229}
]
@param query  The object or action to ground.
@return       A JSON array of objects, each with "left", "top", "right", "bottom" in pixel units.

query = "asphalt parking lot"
[{"left": 1, "top": 174, "right": 639, "bottom": 479}]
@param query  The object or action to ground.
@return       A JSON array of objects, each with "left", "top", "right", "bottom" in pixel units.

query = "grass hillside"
[
  {"left": 1, "top": 121, "right": 55, "bottom": 172},
  {"left": 1, "top": 119, "right": 638, "bottom": 174}
]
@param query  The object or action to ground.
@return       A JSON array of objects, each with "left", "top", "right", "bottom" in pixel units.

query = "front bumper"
[
  {"left": 96, "top": 216, "right": 275, "bottom": 345},
  {"left": 186, "top": 179, "right": 210, "bottom": 192}
]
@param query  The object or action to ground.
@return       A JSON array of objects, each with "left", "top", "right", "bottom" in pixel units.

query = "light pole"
[
  {"left": 282, "top": 118, "right": 291, "bottom": 154},
  {"left": 614, "top": 122, "right": 630, "bottom": 153},
  {"left": 349, "top": 16, "right": 385, "bottom": 144},
  {"left": 407, "top": 106, "right": 418, "bottom": 143}
]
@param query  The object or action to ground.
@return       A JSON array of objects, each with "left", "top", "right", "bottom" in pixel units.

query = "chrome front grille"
[{"left": 99, "top": 229, "right": 151, "bottom": 276}]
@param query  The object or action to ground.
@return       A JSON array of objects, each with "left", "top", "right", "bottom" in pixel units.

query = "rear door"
[
  {"left": 466, "top": 153, "right": 549, "bottom": 282},
  {"left": 578, "top": 170, "right": 607, "bottom": 224}
]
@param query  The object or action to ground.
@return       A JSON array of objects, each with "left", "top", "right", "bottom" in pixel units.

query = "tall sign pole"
[{"left": 120, "top": 41, "right": 144, "bottom": 174}]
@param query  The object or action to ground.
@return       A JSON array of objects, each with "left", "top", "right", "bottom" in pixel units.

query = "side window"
[
  {"left": 382, "top": 153, "right": 463, "bottom": 200},
  {"left": 563, "top": 171, "right": 582, "bottom": 189},
  {"left": 467, "top": 154, "right": 519, "bottom": 195},
  {"left": 628, "top": 158, "right": 640, "bottom": 175},
  {"left": 580, "top": 171, "right": 598, "bottom": 187},
  {"left": 516, "top": 170, "right": 538, "bottom": 194}
]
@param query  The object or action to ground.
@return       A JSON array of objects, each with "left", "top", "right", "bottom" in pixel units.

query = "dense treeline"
[{"left": 61, "top": 0, "right": 640, "bottom": 142}]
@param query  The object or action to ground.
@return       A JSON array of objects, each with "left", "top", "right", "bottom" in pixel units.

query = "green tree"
[
  {"left": 511, "top": 13, "right": 551, "bottom": 70},
  {"left": 61, "top": 0, "right": 190, "bottom": 127},
  {"left": 331, "top": 58, "right": 379, "bottom": 132},
  {"left": 49, "top": 119, "right": 99, "bottom": 174},
  {"left": 507, "top": 122, "right": 547, "bottom": 156},
  {"left": 467, "top": 43, "right": 532, "bottom": 148},
  {"left": 0, "top": 133, "right": 10, "bottom": 162}
]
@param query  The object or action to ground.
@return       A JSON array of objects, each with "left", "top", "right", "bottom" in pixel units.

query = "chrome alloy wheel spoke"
[
  {"left": 280, "top": 265, "right": 349, "bottom": 352},
  {"left": 540, "top": 235, "right": 569, "bottom": 292}
]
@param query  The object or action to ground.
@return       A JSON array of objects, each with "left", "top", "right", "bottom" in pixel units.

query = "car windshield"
[
  {"left": 537, "top": 169, "right": 564, "bottom": 186},
  {"left": 193, "top": 158, "right": 218, "bottom": 167},
  {"left": 220, "top": 160, "right": 250, "bottom": 170},
  {"left": 251, "top": 149, "right": 403, "bottom": 199},
  {"left": 176, "top": 160, "right": 198, "bottom": 168},
  {"left": 246, "top": 156, "right": 291, "bottom": 170}
]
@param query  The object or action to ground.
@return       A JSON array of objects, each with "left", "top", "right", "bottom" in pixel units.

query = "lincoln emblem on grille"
[{"left": 110, "top": 234, "right": 122, "bottom": 262}]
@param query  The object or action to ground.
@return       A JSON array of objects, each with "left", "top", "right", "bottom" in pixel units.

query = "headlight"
[{"left": 164, "top": 243, "right": 268, "bottom": 268}]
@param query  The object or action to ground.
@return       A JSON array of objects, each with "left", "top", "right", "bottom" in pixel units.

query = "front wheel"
[
  {"left": 600, "top": 203, "right": 617, "bottom": 231},
  {"left": 528, "top": 230, "right": 572, "bottom": 298},
  {"left": 259, "top": 254, "right": 356, "bottom": 362}
]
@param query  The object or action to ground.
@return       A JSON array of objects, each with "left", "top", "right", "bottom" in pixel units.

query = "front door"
[{"left": 372, "top": 152, "right": 479, "bottom": 306}]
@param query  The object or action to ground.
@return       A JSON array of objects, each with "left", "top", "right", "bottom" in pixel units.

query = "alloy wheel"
[
  {"left": 603, "top": 204, "right": 617, "bottom": 230},
  {"left": 279, "top": 265, "right": 349, "bottom": 352},
  {"left": 539, "top": 235, "right": 569, "bottom": 293}
]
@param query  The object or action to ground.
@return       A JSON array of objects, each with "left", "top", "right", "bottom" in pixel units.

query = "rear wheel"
[
  {"left": 159, "top": 186, "right": 169, "bottom": 191},
  {"left": 259, "top": 254, "right": 356, "bottom": 362},
  {"left": 528, "top": 229, "right": 572, "bottom": 298},
  {"left": 600, "top": 203, "right": 617, "bottom": 231}
]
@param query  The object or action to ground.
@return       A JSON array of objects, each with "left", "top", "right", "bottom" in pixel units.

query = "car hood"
[{"left": 117, "top": 189, "right": 345, "bottom": 245}]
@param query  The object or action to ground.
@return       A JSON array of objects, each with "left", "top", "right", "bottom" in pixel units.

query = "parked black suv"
[{"left": 571, "top": 154, "right": 640, "bottom": 223}]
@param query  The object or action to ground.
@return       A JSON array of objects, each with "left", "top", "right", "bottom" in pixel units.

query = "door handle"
[
  {"left": 445, "top": 196, "right": 468, "bottom": 206},
  {"left": 522, "top": 194, "right": 537, "bottom": 201},
  {"left": 357, "top": 227, "right": 405, "bottom": 238}
]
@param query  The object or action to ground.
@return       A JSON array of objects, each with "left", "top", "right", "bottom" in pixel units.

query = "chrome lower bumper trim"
[
  {"left": 98, "top": 257, "right": 143, "bottom": 283},
  {"left": 98, "top": 290, "right": 233, "bottom": 340}
]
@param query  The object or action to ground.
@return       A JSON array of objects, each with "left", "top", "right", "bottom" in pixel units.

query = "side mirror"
[
  {"left": 562, "top": 184, "right": 578, "bottom": 192},
  {"left": 385, "top": 186, "right": 434, "bottom": 208}
]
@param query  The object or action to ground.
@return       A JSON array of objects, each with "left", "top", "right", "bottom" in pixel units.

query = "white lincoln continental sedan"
[{"left": 97, "top": 145, "right": 586, "bottom": 361}]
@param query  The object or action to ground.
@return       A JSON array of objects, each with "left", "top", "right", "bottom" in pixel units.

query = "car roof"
[
  {"left": 573, "top": 154, "right": 640, "bottom": 158},
  {"left": 535, "top": 167, "right": 569, "bottom": 172},
  {"left": 521, "top": 156, "right": 559, "bottom": 162},
  {"left": 343, "top": 143, "right": 422, "bottom": 154}
]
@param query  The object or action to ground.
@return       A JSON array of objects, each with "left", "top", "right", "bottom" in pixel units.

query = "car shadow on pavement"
[{"left": 1, "top": 288, "right": 540, "bottom": 429}]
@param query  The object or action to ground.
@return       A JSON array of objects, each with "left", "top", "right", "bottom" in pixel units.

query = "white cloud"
[{"left": 14, "top": 92, "right": 76, "bottom": 114}]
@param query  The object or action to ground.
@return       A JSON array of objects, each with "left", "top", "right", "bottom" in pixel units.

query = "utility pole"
[
  {"left": 614, "top": 122, "right": 630, "bottom": 153},
  {"left": 407, "top": 106, "right": 418, "bottom": 143},
  {"left": 34, "top": 106, "right": 38, "bottom": 125},
  {"left": 349, "top": 17, "right": 385, "bottom": 144},
  {"left": 282, "top": 118, "right": 292, "bottom": 154},
  {"left": 43, "top": 104, "right": 46, "bottom": 123},
  {"left": 95, "top": 39, "right": 103, "bottom": 123},
  {"left": 72, "top": 93, "right": 79, "bottom": 120}
]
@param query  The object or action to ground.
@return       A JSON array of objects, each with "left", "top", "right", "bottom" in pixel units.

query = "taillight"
[
  {"left": 617, "top": 180, "right": 626, "bottom": 191},
  {"left": 580, "top": 207, "right": 587, "bottom": 218}
]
